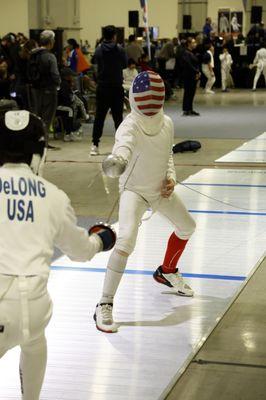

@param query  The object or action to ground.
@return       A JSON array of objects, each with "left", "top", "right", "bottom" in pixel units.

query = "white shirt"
[
  {"left": 0, "top": 164, "right": 101, "bottom": 276},
  {"left": 113, "top": 113, "right": 176, "bottom": 202}
]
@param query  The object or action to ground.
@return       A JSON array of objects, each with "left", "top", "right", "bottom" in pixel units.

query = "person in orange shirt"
[{"left": 66, "top": 38, "right": 91, "bottom": 74}]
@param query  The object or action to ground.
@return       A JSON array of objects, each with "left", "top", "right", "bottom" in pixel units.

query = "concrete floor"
[{"left": 44, "top": 88, "right": 266, "bottom": 399}]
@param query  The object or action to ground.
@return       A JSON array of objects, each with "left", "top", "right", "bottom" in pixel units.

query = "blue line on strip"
[
  {"left": 188, "top": 209, "right": 266, "bottom": 216},
  {"left": 50, "top": 265, "right": 246, "bottom": 281},
  {"left": 184, "top": 183, "right": 266, "bottom": 188}
]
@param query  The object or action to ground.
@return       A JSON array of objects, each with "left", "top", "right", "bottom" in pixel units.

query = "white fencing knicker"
[{"left": 0, "top": 273, "right": 52, "bottom": 400}]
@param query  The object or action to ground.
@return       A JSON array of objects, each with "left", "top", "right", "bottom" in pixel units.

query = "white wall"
[
  {"left": 177, "top": 0, "right": 207, "bottom": 33},
  {"left": 80, "top": 0, "right": 178, "bottom": 48},
  {"left": 0, "top": 0, "right": 29, "bottom": 36}
]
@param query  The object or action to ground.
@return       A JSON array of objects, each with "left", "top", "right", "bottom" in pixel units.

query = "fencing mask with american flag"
[{"left": 130, "top": 70, "right": 165, "bottom": 117}]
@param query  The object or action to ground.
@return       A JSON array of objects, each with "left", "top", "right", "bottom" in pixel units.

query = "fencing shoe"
[
  {"left": 153, "top": 266, "right": 194, "bottom": 297},
  {"left": 90, "top": 144, "right": 99, "bottom": 156},
  {"left": 94, "top": 303, "right": 118, "bottom": 333}
]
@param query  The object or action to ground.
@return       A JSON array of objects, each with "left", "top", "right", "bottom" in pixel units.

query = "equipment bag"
[{"left": 173, "top": 140, "right": 201, "bottom": 153}]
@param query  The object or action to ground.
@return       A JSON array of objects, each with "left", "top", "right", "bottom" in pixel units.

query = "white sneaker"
[
  {"left": 153, "top": 266, "right": 194, "bottom": 297},
  {"left": 63, "top": 134, "right": 72, "bottom": 142},
  {"left": 64, "top": 132, "right": 82, "bottom": 142},
  {"left": 94, "top": 303, "right": 118, "bottom": 333},
  {"left": 90, "top": 144, "right": 99, "bottom": 156},
  {"left": 205, "top": 89, "right": 215, "bottom": 94},
  {"left": 71, "top": 130, "right": 83, "bottom": 141}
]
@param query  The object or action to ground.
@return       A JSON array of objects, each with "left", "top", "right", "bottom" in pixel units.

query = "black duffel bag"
[{"left": 173, "top": 140, "right": 201, "bottom": 153}]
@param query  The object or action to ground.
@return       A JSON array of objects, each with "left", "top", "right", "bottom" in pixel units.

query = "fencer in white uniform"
[
  {"left": 219, "top": 46, "right": 233, "bottom": 92},
  {"left": 231, "top": 13, "right": 241, "bottom": 33},
  {"left": 219, "top": 13, "right": 229, "bottom": 33},
  {"left": 251, "top": 45, "right": 266, "bottom": 90},
  {"left": 94, "top": 71, "right": 196, "bottom": 333},
  {"left": 0, "top": 111, "right": 116, "bottom": 400},
  {"left": 202, "top": 44, "right": 216, "bottom": 94}
]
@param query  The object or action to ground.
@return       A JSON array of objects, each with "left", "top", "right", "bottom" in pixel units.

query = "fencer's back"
[{"left": 0, "top": 163, "right": 67, "bottom": 276}]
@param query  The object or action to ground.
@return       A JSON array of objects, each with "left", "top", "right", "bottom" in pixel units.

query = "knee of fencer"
[
  {"left": 116, "top": 235, "right": 137, "bottom": 256},
  {"left": 175, "top": 218, "right": 196, "bottom": 240},
  {"left": 22, "top": 334, "right": 46, "bottom": 353},
  {"left": 115, "top": 248, "right": 129, "bottom": 257}
]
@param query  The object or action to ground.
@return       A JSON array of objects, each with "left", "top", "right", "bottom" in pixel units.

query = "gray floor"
[
  {"left": 45, "top": 88, "right": 266, "bottom": 400},
  {"left": 94, "top": 89, "right": 266, "bottom": 140},
  {"left": 166, "top": 257, "right": 266, "bottom": 400}
]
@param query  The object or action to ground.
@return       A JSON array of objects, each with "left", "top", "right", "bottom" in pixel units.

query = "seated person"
[{"left": 57, "top": 67, "right": 89, "bottom": 141}]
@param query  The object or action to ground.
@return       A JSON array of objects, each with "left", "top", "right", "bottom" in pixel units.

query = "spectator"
[
  {"left": 14, "top": 39, "right": 38, "bottom": 109},
  {"left": 203, "top": 17, "right": 213, "bottom": 38},
  {"left": 182, "top": 37, "right": 200, "bottom": 116},
  {"left": 123, "top": 58, "right": 138, "bottom": 92},
  {"left": 157, "top": 38, "right": 177, "bottom": 79},
  {"left": 0, "top": 33, "right": 19, "bottom": 77},
  {"left": 66, "top": 38, "right": 79, "bottom": 73},
  {"left": 29, "top": 30, "right": 61, "bottom": 149},
  {"left": 125, "top": 34, "right": 143, "bottom": 65},
  {"left": 174, "top": 38, "right": 186, "bottom": 88},
  {"left": 139, "top": 53, "right": 151, "bottom": 71},
  {"left": 202, "top": 43, "right": 216, "bottom": 94},
  {"left": 90, "top": 25, "right": 127, "bottom": 156},
  {"left": 57, "top": 67, "right": 84, "bottom": 141}
]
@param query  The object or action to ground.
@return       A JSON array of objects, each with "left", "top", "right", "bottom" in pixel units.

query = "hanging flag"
[{"left": 140, "top": 0, "right": 151, "bottom": 59}]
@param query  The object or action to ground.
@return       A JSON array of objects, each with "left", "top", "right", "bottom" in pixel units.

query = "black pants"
[
  {"left": 92, "top": 85, "right": 124, "bottom": 146},
  {"left": 32, "top": 88, "right": 58, "bottom": 142},
  {"left": 182, "top": 77, "right": 197, "bottom": 112}
]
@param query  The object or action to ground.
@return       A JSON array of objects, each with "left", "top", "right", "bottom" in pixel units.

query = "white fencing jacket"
[
  {"left": 0, "top": 163, "right": 101, "bottom": 276},
  {"left": 112, "top": 87, "right": 176, "bottom": 202},
  {"left": 253, "top": 48, "right": 266, "bottom": 66},
  {"left": 219, "top": 52, "right": 233, "bottom": 71}
]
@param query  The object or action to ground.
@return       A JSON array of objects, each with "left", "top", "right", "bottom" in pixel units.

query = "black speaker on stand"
[
  {"left": 183, "top": 15, "right": 192, "bottom": 30},
  {"left": 129, "top": 11, "right": 139, "bottom": 28},
  {"left": 251, "top": 6, "right": 263, "bottom": 24}
]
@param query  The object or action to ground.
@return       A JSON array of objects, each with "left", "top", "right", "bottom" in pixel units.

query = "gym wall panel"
[
  {"left": 0, "top": 0, "right": 29, "bottom": 36},
  {"left": 80, "top": 0, "right": 178, "bottom": 49}
]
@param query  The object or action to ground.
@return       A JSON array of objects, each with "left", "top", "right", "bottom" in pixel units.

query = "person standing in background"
[
  {"left": 125, "top": 35, "right": 143, "bottom": 65},
  {"left": 90, "top": 25, "right": 127, "bottom": 156},
  {"left": 29, "top": 30, "right": 61, "bottom": 150},
  {"left": 203, "top": 18, "right": 213, "bottom": 39},
  {"left": 181, "top": 37, "right": 200, "bottom": 116}
]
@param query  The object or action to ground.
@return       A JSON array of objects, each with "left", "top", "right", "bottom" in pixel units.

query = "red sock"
[{"left": 162, "top": 232, "right": 188, "bottom": 273}]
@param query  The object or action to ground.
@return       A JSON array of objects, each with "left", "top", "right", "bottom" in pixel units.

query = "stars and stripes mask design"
[{"left": 131, "top": 71, "right": 165, "bottom": 116}]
